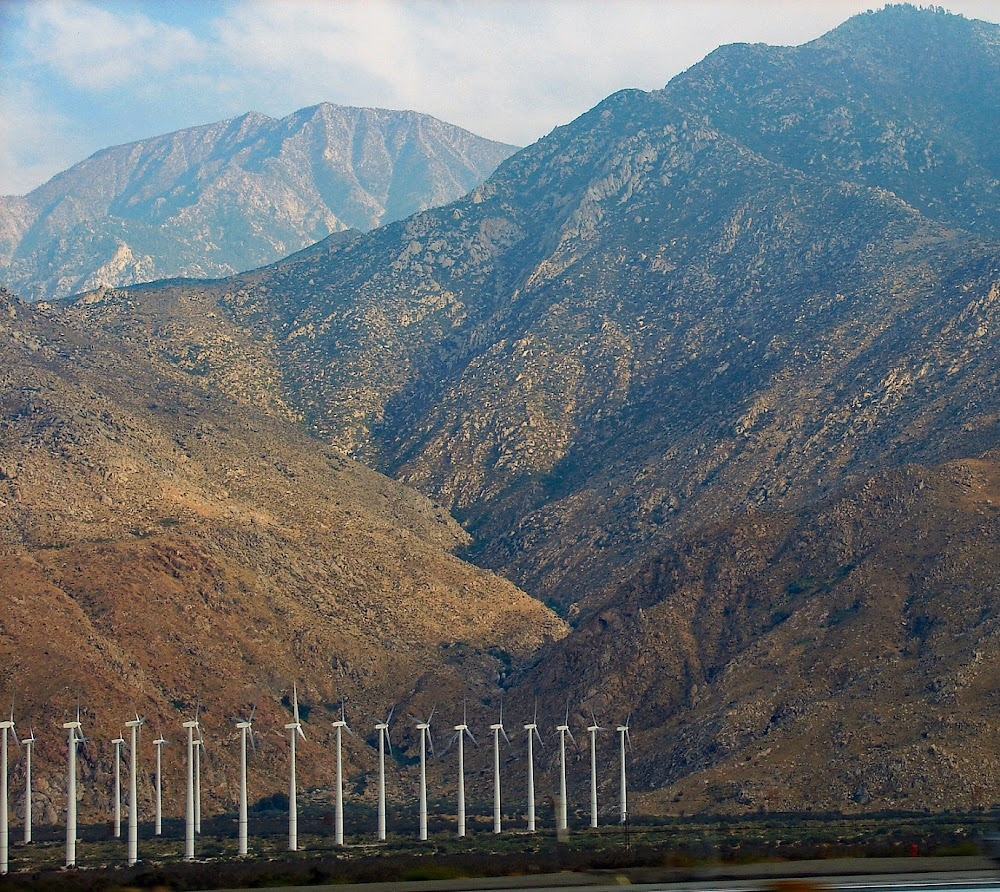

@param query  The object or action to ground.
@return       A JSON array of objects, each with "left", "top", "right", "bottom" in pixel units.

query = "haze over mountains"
[
  {"left": 1, "top": 4, "right": 998, "bottom": 820},
  {"left": 0, "top": 103, "right": 517, "bottom": 302}
]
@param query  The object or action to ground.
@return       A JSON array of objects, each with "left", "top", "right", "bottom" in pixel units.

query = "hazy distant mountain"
[
  {"left": 23, "top": 5, "right": 1000, "bottom": 815},
  {"left": 0, "top": 103, "right": 518, "bottom": 301}
]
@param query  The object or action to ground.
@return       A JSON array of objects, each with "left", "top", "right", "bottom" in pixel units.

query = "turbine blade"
[
  {"left": 297, "top": 725, "right": 306, "bottom": 740},
  {"left": 568, "top": 728, "right": 578, "bottom": 750},
  {"left": 466, "top": 728, "right": 478, "bottom": 748},
  {"left": 501, "top": 726, "right": 511, "bottom": 745},
  {"left": 293, "top": 683, "right": 300, "bottom": 724},
  {"left": 534, "top": 726, "right": 544, "bottom": 749}
]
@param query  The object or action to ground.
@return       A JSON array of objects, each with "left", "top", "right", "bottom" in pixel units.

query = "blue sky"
[{"left": 2, "top": 0, "right": 998, "bottom": 196}]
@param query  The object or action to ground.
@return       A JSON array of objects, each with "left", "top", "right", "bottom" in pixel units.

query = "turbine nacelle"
[{"left": 287, "top": 684, "right": 306, "bottom": 739}]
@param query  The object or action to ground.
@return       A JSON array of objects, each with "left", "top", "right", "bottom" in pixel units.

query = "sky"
[{"left": 1, "top": 0, "right": 999, "bottom": 196}]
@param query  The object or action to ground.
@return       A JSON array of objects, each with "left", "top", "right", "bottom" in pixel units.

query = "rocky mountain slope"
[
  {"left": 0, "top": 104, "right": 517, "bottom": 302},
  {"left": 527, "top": 450, "right": 1000, "bottom": 814},
  {"left": 67, "top": 7, "right": 999, "bottom": 605},
  {"left": 0, "top": 285, "right": 564, "bottom": 824},
  {"left": 14, "top": 5, "right": 1000, "bottom": 815}
]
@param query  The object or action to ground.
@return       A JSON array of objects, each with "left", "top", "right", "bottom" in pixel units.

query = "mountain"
[
  {"left": 20, "top": 5, "right": 1000, "bottom": 815},
  {"left": 0, "top": 285, "right": 564, "bottom": 823},
  {"left": 0, "top": 104, "right": 518, "bottom": 302},
  {"left": 529, "top": 451, "right": 1000, "bottom": 814}
]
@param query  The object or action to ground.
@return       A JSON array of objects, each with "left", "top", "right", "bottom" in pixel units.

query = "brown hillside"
[{"left": 0, "top": 287, "right": 565, "bottom": 825}]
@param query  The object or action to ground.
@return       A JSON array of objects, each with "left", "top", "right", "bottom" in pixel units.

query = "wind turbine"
[
  {"left": 413, "top": 707, "right": 435, "bottom": 841},
  {"left": 330, "top": 701, "right": 352, "bottom": 846},
  {"left": 522, "top": 701, "right": 542, "bottom": 832},
  {"left": 63, "top": 707, "right": 86, "bottom": 868},
  {"left": 0, "top": 703, "right": 17, "bottom": 875},
  {"left": 285, "top": 684, "right": 306, "bottom": 851},
  {"left": 449, "top": 702, "right": 477, "bottom": 838},
  {"left": 22, "top": 727, "right": 35, "bottom": 845},
  {"left": 125, "top": 714, "right": 145, "bottom": 866},
  {"left": 182, "top": 716, "right": 199, "bottom": 860},
  {"left": 617, "top": 714, "right": 632, "bottom": 824},
  {"left": 373, "top": 708, "right": 393, "bottom": 841},
  {"left": 489, "top": 699, "right": 510, "bottom": 834},
  {"left": 153, "top": 734, "right": 168, "bottom": 836},
  {"left": 585, "top": 711, "right": 607, "bottom": 828},
  {"left": 554, "top": 703, "right": 577, "bottom": 833},
  {"left": 235, "top": 706, "right": 258, "bottom": 857},
  {"left": 111, "top": 733, "right": 125, "bottom": 839}
]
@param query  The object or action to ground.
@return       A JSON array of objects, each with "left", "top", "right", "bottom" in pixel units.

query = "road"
[{"left": 209, "top": 856, "right": 1000, "bottom": 892}]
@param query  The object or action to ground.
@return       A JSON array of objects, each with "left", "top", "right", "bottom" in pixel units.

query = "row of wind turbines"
[{"left": 0, "top": 693, "right": 633, "bottom": 873}]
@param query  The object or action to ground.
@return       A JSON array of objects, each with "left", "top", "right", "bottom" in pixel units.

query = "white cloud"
[
  {"left": 20, "top": 0, "right": 204, "bottom": 90},
  {"left": 1, "top": 0, "right": 999, "bottom": 194}
]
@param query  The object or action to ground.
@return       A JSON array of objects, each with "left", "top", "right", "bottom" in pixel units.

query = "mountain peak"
[{"left": 0, "top": 104, "right": 519, "bottom": 301}]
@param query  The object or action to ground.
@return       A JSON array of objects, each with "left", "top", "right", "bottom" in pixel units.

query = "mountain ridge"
[{"left": 0, "top": 102, "right": 518, "bottom": 302}]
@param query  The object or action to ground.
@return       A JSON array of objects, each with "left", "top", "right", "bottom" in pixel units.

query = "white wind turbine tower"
[
  {"left": 182, "top": 716, "right": 199, "bottom": 860},
  {"left": 522, "top": 701, "right": 542, "bottom": 832},
  {"left": 235, "top": 706, "right": 258, "bottom": 857},
  {"left": 111, "top": 733, "right": 125, "bottom": 839},
  {"left": 489, "top": 700, "right": 510, "bottom": 834},
  {"left": 330, "top": 701, "right": 352, "bottom": 846},
  {"left": 63, "top": 708, "right": 85, "bottom": 868},
  {"left": 554, "top": 703, "right": 577, "bottom": 833},
  {"left": 586, "top": 711, "right": 607, "bottom": 829},
  {"left": 194, "top": 729, "right": 203, "bottom": 835},
  {"left": 0, "top": 703, "right": 17, "bottom": 876},
  {"left": 285, "top": 684, "right": 306, "bottom": 851},
  {"left": 125, "top": 714, "right": 145, "bottom": 866},
  {"left": 617, "top": 714, "right": 632, "bottom": 824},
  {"left": 153, "top": 734, "right": 168, "bottom": 836},
  {"left": 22, "top": 727, "right": 36, "bottom": 845},
  {"left": 413, "top": 707, "right": 435, "bottom": 841},
  {"left": 373, "top": 708, "right": 393, "bottom": 842},
  {"left": 449, "top": 702, "right": 477, "bottom": 838}
]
